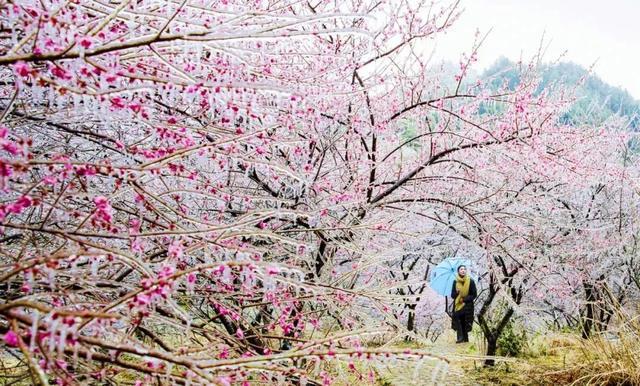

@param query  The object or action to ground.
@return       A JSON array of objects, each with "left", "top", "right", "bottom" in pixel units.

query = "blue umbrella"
[{"left": 429, "top": 258, "right": 473, "bottom": 296}]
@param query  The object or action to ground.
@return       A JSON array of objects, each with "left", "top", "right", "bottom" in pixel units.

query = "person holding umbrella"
[{"left": 450, "top": 265, "right": 477, "bottom": 343}]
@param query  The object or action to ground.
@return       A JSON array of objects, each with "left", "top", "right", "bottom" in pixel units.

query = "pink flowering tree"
[
  {"left": 369, "top": 58, "right": 640, "bottom": 364},
  {"left": 529, "top": 134, "right": 640, "bottom": 338},
  {"left": 0, "top": 1, "right": 469, "bottom": 384},
  {"left": 2, "top": 0, "right": 637, "bottom": 383},
  {"left": 430, "top": 109, "right": 638, "bottom": 363}
]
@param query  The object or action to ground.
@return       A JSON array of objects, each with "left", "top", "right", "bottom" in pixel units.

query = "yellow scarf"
[{"left": 454, "top": 274, "right": 470, "bottom": 312}]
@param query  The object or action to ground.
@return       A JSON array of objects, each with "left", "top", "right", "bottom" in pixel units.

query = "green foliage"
[
  {"left": 398, "top": 118, "right": 421, "bottom": 149},
  {"left": 376, "top": 376, "right": 394, "bottom": 386},
  {"left": 557, "top": 324, "right": 581, "bottom": 335},
  {"left": 497, "top": 320, "right": 528, "bottom": 358}
]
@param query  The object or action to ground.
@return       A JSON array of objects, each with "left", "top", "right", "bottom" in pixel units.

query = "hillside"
[{"left": 482, "top": 57, "right": 640, "bottom": 130}]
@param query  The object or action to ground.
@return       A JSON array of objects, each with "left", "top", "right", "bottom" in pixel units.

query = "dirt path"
[{"left": 373, "top": 332, "right": 485, "bottom": 385}]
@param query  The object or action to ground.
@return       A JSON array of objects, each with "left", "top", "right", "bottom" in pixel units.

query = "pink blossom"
[
  {"left": 129, "top": 103, "right": 142, "bottom": 114},
  {"left": 216, "top": 346, "right": 229, "bottom": 359},
  {"left": 93, "top": 196, "right": 109, "bottom": 210},
  {"left": 216, "top": 377, "right": 231, "bottom": 386},
  {"left": 212, "top": 265, "right": 225, "bottom": 276},
  {"left": 2, "top": 141, "right": 19, "bottom": 155},
  {"left": 0, "top": 161, "right": 12, "bottom": 179},
  {"left": 55, "top": 359, "right": 67, "bottom": 369},
  {"left": 50, "top": 66, "right": 71, "bottom": 80},
  {"left": 3, "top": 330, "right": 19, "bottom": 347},
  {"left": 75, "top": 165, "right": 96, "bottom": 177},
  {"left": 93, "top": 196, "right": 113, "bottom": 223},
  {"left": 168, "top": 240, "right": 184, "bottom": 259},
  {"left": 8, "top": 196, "right": 33, "bottom": 214},
  {"left": 79, "top": 37, "right": 92, "bottom": 49},
  {"left": 129, "top": 218, "right": 141, "bottom": 234},
  {"left": 158, "top": 265, "right": 175, "bottom": 279},
  {"left": 132, "top": 293, "right": 152, "bottom": 309},
  {"left": 13, "top": 61, "right": 31, "bottom": 77},
  {"left": 42, "top": 175, "right": 56, "bottom": 185},
  {"left": 110, "top": 97, "right": 126, "bottom": 109}
]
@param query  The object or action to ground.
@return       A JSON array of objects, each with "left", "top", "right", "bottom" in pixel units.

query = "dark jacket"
[{"left": 450, "top": 277, "right": 477, "bottom": 332}]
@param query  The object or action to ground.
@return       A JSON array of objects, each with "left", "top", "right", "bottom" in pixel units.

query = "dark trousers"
[{"left": 454, "top": 314, "right": 470, "bottom": 342}]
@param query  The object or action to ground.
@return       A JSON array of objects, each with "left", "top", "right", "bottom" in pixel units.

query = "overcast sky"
[{"left": 430, "top": 0, "right": 640, "bottom": 99}]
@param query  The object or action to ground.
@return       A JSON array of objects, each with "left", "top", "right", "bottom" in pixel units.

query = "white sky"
[{"left": 429, "top": 0, "right": 640, "bottom": 99}]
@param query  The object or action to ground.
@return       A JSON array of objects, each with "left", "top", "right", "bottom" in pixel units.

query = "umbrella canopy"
[{"left": 429, "top": 258, "right": 473, "bottom": 296}]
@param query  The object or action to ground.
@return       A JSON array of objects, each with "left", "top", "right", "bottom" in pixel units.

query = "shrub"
[{"left": 497, "top": 320, "right": 528, "bottom": 358}]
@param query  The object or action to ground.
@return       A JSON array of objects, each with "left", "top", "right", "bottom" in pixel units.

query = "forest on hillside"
[{"left": 483, "top": 58, "right": 639, "bottom": 130}]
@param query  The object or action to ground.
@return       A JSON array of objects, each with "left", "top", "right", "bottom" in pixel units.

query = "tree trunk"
[
  {"left": 484, "top": 336, "right": 497, "bottom": 367},
  {"left": 405, "top": 304, "right": 416, "bottom": 342},
  {"left": 581, "top": 283, "right": 595, "bottom": 339}
]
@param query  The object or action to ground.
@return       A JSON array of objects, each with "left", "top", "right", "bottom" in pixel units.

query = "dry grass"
[
  {"left": 361, "top": 316, "right": 640, "bottom": 386},
  {"left": 464, "top": 333, "right": 578, "bottom": 386},
  {"left": 542, "top": 330, "right": 640, "bottom": 385},
  {"left": 537, "top": 303, "right": 640, "bottom": 386}
]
